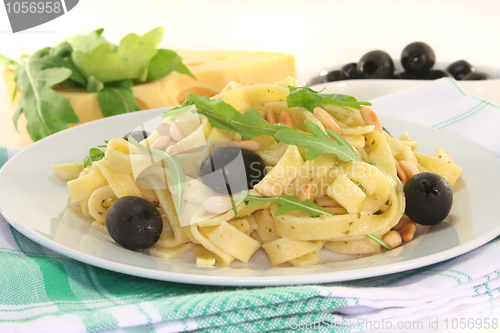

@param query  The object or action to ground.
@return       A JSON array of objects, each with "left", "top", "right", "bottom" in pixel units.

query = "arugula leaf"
[
  {"left": 127, "top": 134, "right": 187, "bottom": 216},
  {"left": 287, "top": 86, "right": 371, "bottom": 112},
  {"left": 86, "top": 76, "right": 104, "bottom": 93},
  {"left": 12, "top": 49, "right": 79, "bottom": 142},
  {"left": 275, "top": 120, "right": 362, "bottom": 162},
  {"left": 72, "top": 27, "right": 163, "bottom": 83},
  {"left": 245, "top": 194, "right": 334, "bottom": 217},
  {"left": 147, "top": 49, "right": 195, "bottom": 81},
  {"left": 0, "top": 53, "right": 20, "bottom": 72},
  {"left": 167, "top": 94, "right": 299, "bottom": 140},
  {"left": 70, "top": 28, "right": 113, "bottom": 54},
  {"left": 366, "top": 233, "right": 393, "bottom": 250},
  {"left": 83, "top": 147, "right": 105, "bottom": 167},
  {"left": 97, "top": 80, "right": 141, "bottom": 117}
]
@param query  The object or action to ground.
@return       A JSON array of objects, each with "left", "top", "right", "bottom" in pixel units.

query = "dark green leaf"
[
  {"left": 166, "top": 94, "right": 299, "bottom": 140},
  {"left": 146, "top": 49, "right": 195, "bottom": 81},
  {"left": 83, "top": 147, "right": 105, "bottom": 167},
  {"left": 245, "top": 194, "right": 334, "bottom": 217},
  {"left": 12, "top": 50, "right": 79, "bottom": 142},
  {"left": 174, "top": 62, "right": 195, "bottom": 79},
  {"left": 287, "top": 86, "right": 371, "bottom": 111},
  {"left": 275, "top": 120, "right": 362, "bottom": 162},
  {"left": 97, "top": 86, "right": 141, "bottom": 117}
]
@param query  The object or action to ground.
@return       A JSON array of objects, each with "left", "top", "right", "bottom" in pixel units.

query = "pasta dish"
[{"left": 53, "top": 77, "right": 463, "bottom": 267}]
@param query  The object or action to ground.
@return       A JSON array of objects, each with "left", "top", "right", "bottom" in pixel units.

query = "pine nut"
[
  {"left": 298, "top": 184, "right": 313, "bottom": 201},
  {"left": 228, "top": 140, "right": 260, "bottom": 152},
  {"left": 150, "top": 135, "right": 170, "bottom": 150},
  {"left": 253, "top": 183, "right": 283, "bottom": 197},
  {"left": 203, "top": 196, "right": 232, "bottom": 215},
  {"left": 392, "top": 216, "right": 412, "bottom": 230},
  {"left": 278, "top": 110, "right": 294, "bottom": 128},
  {"left": 156, "top": 122, "right": 171, "bottom": 136},
  {"left": 170, "top": 121, "right": 186, "bottom": 142},
  {"left": 401, "top": 222, "right": 417, "bottom": 242},
  {"left": 382, "top": 230, "right": 402, "bottom": 249},
  {"left": 399, "top": 160, "right": 419, "bottom": 179},
  {"left": 166, "top": 145, "right": 179, "bottom": 155},
  {"left": 360, "top": 106, "right": 383, "bottom": 134},
  {"left": 265, "top": 109, "right": 278, "bottom": 124},
  {"left": 394, "top": 157, "right": 407, "bottom": 181},
  {"left": 257, "top": 109, "right": 266, "bottom": 119},
  {"left": 313, "top": 107, "right": 342, "bottom": 135}
]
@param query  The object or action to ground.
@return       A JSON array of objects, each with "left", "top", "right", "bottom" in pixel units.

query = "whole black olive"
[
  {"left": 105, "top": 196, "right": 163, "bottom": 251},
  {"left": 341, "top": 63, "right": 360, "bottom": 79},
  {"left": 325, "top": 69, "right": 350, "bottom": 82},
  {"left": 462, "top": 72, "right": 491, "bottom": 80},
  {"left": 404, "top": 172, "right": 453, "bottom": 226},
  {"left": 124, "top": 130, "right": 150, "bottom": 142},
  {"left": 401, "top": 42, "right": 436, "bottom": 75},
  {"left": 357, "top": 50, "right": 395, "bottom": 79},
  {"left": 199, "top": 147, "right": 266, "bottom": 195},
  {"left": 446, "top": 60, "right": 475, "bottom": 80}
]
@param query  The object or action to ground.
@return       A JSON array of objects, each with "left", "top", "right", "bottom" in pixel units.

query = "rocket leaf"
[
  {"left": 12, "top": 49, "right": 79, "bottom": 142},
  {"left": 147, "top": 49, "right": 195, "bottom": 81},
  {"left": 166, "top": 94, "right": 300, "bottom": 140},
  {"left": 245, "top": 194, "right": 334, "bottom": 217},
  {"left": 72, "top": 27, "right": 163, "bottom": 83},
  {"left": 287, "top": 86, "right": 371, "bottom": 112}
]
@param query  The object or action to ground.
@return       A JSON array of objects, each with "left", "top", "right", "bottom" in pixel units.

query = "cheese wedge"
[{"left": 4, "top": 50, "right": 296, "bottom": 128}]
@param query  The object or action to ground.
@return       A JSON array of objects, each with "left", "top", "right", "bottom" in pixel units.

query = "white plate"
[{"left": 1, "top": 109, "right": 500, "bottom": 286}]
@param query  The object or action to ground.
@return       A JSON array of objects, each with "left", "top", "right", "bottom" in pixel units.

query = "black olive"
[
  {"left": 308, "top": 75, "right": 327, "bottom": 85},
  {"left": 341, "top": 63, "right": 360, "bottom": 79},
  {"left": 462, "top": 72, "right": 491, "bottom": 80},
  {"left": 124, "top": 130, "right": 150, "bottom": 142},
  {"left": 357, "top": 50, "right": 395, "bottom": 79},
  {"left": 105, "top": 196, "right": 163, "bottom": 251},
  {"left": 393, "top": 71, "right": 418, "bottom": 80},
  {"left": 446, "top": 60, "right": 475, "bottom": 80},
  {"left": 325, "top": 69, "right": 350, "bottom": 82},
  {"left": 401, "top": 42, "right": 436, "bottom": 75},
  {"left": 199, "top": 147, "right": 266, "bottom": 195},
  {"left": 422, "top": 69, "right": 452, "bottom": 80},
  {"left": 404, "top": 172, "right": 453, "bottom": 226}
]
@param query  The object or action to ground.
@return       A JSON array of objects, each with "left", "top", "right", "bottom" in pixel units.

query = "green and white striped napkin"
[{"left": 1, "top": 79, "right": 500, "bottom": 332}]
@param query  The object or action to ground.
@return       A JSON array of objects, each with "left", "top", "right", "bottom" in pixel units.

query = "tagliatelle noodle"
[{"left": 58, "top": 77, "right": 463, "bottom": 267}]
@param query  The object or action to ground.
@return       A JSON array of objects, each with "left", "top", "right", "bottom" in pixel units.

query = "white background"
[{"left": 1, "top": 0, "right": 500, "bottom": 84}]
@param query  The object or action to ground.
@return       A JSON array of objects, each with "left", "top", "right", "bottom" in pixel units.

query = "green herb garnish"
[
  {"left": 275, "top": 120, "right": 362, "bottom": 162},
  {"left": 245, "top": 194, "right": 334, "bottom": 217},
  {"left": 168, "top": 94, "right": 299, "bottom": 140},
  {"left": 287, "top": 86, "right": 371, "bottom": 112},
  {"left": 3, "top": 27, "right": 194, "bottom": 142},
  {"left": 366, "top": 233, "right": 393, "bottom": 250},
  {"left": 83, "top": 147, "right": 105, "bottom": 167}
]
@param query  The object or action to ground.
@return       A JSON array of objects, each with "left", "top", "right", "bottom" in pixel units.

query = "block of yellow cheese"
[{"left": 4, "top": 50, "right": 296, "bottom": 128}]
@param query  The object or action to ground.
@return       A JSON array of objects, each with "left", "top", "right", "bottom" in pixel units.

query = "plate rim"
[{"left": 1, "top": 110, "right": 500, "bottom": 286}]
